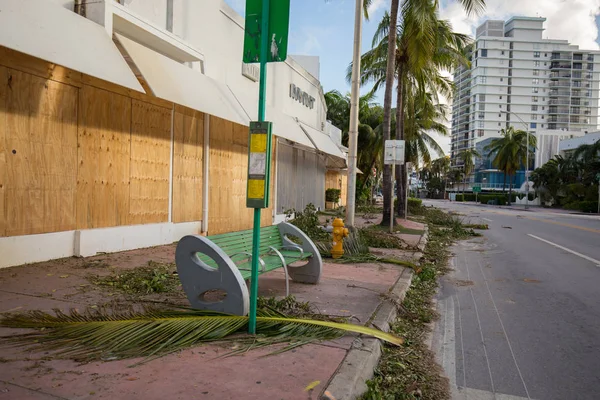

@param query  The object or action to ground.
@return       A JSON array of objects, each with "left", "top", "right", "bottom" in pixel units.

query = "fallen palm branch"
[{"left": 0, "top": 307, "right": 402, "bottom": 362}]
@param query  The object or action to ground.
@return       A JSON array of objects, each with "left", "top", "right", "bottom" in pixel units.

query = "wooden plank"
[
  {"left": 4, "top": 69, "right": 78, "bottom": 236},
  {"left": 0, "top": 66, "right": 6, "bottom": 236},
  {"left": 129, "top": 99, "right": 171, "bottom": 225},
  {"left": 77, "top": 85, "right": 131, "bottom": 229},
  {"left": 0, "top": 46, "right": 83, "bottom": 88},
  {"left": 172, "top": 106, "right": 203, "bottom": 223}
]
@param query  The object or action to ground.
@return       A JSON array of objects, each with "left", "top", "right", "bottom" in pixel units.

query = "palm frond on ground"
[{"left": 0, "top": 307, "right": 402, "bottom": 362}]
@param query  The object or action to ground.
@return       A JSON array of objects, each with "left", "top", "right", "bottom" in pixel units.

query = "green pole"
[{"left": 248, "top": 0, "right": 270, "bottom": 335}]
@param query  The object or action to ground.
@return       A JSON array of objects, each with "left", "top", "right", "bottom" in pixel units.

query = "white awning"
[
  {"left": 230, "top": 91, "right": 316, "bottom": 150},
  {"left": 0, "top": 0, "right": 143, "bottom": 92},
  {"left": 299, "top": 122, "right": 347, "bottom": 160},
  {"left": 116, "top": 34, "right": 249, "bottom": 126}
]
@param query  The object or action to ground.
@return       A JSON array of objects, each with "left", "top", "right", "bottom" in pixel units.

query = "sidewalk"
[{"left": 0, "top": 224, "right": 425, "bottom": 400}]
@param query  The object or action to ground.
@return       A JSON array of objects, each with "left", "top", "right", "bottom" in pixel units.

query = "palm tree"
[
  {"left": 353, "top": 0, "right": 479, "bottom": 219},
  {"left": 485, "top": 127, "right": 537, "bottom": 205},
  {"left": 457, "top": 148, "right": 481, "bottom": 194},
  {"left": 378, "top": 0, "right": 400, "bottom": 227}
]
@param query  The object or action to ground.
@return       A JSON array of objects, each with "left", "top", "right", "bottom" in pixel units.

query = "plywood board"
[
  {"left": 4, "top": 69, "right": 77, "bottom": 236},
  {"left": 0, "top": 66, "right": 7, "bottom": 236},
  {"left": 208, "top": 119, "right": 273, "bottom": 235},
  {"left": 129, "top": 99, "right": 171, "bottom": 225},
  {"left": 77, "top": 85, "right": 131, "bottom": 229},
  {"left": 172, "top": 105, "right": 203, "bottom": 223}
]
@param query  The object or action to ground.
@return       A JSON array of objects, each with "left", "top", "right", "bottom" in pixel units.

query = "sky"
[{"left": 225, "top": 0, "right": 600, "bottom": 154}]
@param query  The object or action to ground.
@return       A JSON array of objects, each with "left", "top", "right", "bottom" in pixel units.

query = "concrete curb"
[
  {"left": 417, "top": 226, "right": 429, "bottom": 252},
  {"left": 321, "top": 268, "right": 414, "bottom": 400}
]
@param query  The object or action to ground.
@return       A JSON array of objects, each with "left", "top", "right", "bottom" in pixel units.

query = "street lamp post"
[
  {"left": 345, "top": 0, "right": 364, "bottom": 227},
  {"left": 501, "top": 110, "right": 531, "bottom": 209}
]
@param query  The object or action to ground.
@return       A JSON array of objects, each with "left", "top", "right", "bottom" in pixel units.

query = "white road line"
[
  {"left": 465, "top": 256, "right": 496, "bottom": 392},
  {"left": 527, "top": 234, "right": 600, "bottom": 267},
  {"left": 482, "top": 218, "right": 493, "bottom": 222},
  {"left": 478, "top": 260, "right": 531, "bottom": 399},
  {"left": 456, "top": 294, "right": 467, "bottom": 388}
]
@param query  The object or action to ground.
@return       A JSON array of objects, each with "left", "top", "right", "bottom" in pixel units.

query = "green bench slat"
[{"left": 193, "top": 225, "right": 312, "bottom": 275}]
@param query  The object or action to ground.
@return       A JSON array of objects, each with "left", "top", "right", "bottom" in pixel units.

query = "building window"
[
  {"left": 480, "top": 76, "right": 487, "bottom": 84},
  {"left": 533, "top": 69, "right": 540, "bottom": 76},
  {"left": 478, "top": 130, "right": 484, "bottom": 137},
  {"left": 534, "top": 51, "right": 541, "bottom": 58},
  {"left": 500, "top": 77, "right": 504, "bottom": 81},
  {"left": 532, "top": 78, "right": 539, "bottom": 85},
  {"left": 532, "top": 96, "right": 538, "bottom": 102},
  {"left": 543, "top": 80, "right": 546, "bottom": 83},
  {"left": 531, "top": 105, "right": 538, "bottom": 111},
  {"left": 480, "top": 94, "right": 486, "bottom": 102},
  {"left": 532, "top": 87, "right": 539, "bottom": 93},
  {"left": 501, "top": 50, "right": 505, "bottom": 55},
  {"left": 542, "top": 106, "right": 545, "bottom": 110},
  {"left": 498, "top": 122, "right": 502, "bottom": 126},
  {"left": 534, "top": 61, "right": 540, "bottom": 67},
  {"left": 544, "top": 53, "right": 547, "bottom": 57},
  {"left": 500, "top": 95, "right": 503, "bottom": 99},
  {"left": 541, "top": 124, "right": 544, "bottom": 128},
  {"left": 530, "top": 122, "right": 537, "bottom": 128},
  {"left": 532, "top": 114, "right": 538, "bottom": 120},
  {"left": 541, "top": 115, "right": 544, "bottom": 119},
  {"left": 499, "top": 113, "right": 502, "bottom": 117},
  {"left": 481, "top": 49, "right": 488, "bottom": 57},
  {"left": 479, "top": 121, "right": 484, "bottom": 128}
]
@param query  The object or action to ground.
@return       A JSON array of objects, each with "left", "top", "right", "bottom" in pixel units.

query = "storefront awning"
[
  {"left": 299, "top": 122, "right": 347, "bottom": 160},
  {"left": 116, "top": 34, "right": 249, "bottom": 126},
  {"left": 230, "top": 91, "right": 316, "bottom": 150},
  {"left": 0, "top": 0, "right": 143, "bottom": 92}
]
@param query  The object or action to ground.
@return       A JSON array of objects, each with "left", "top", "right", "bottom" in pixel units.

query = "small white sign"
[
  {"left": 249, "top": 153, "right": 267, "bottom": 175},
  {"left": 384, "top": 140, "right": 405, "bottom": 165}
]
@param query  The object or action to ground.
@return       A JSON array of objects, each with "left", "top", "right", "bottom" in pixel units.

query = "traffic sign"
[
  {"left": 384, "top": 140, "right": 405, "bottom": 165},
  {"left": 243, "top": 0, "right": 290, "bottom": 63},
  {"left": 473, "top": 185, "right": 482, "bottom": 193}
]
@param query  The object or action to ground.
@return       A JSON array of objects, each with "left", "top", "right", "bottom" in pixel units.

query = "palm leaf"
[{"left": 0, "top": 307, "right": 402, "bottom": 362}]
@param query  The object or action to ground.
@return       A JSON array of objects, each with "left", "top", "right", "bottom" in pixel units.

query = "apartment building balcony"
[
  {"left": 551, "top": 52, "right": 572, "bottom": 61},
  {"left": 549, "top": 98, "right": 571, "bottom": 105},
  {"left": 550, "top": 71, "right": 573, "bottom": 79},
  {"left": 548, "top": 116, "right": 570, "bottom": 123},
  {"left": 548, "top": 106, "right": 570, "bottom": 114},
  {"left": 549, "top": 89, "right": 571, "bottom": 96},
  {"left": 548, "top": 81, "right": 571, "bottom": 88},
  {"left": 548, "top": 123, "right": 570, "bottom": 130},
  {"left": 550, "top": 62, "right": 573, "bottom": 70}
]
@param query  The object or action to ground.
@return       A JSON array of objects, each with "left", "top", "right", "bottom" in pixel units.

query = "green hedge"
[
  {"left": 564, "top": 201, "right": 599, "bottom": 213},
  {"left": 455, "top": 193, "right": 476, "bottom": 202},
  {"left": 393, "top": 197, "right": 423, "bottom": 214},
  {"left": 325, "top": 188, "right": 341, "bottom": 203},
  {"left": 478, "top": 194, "right": 507, "bottom": 205}
]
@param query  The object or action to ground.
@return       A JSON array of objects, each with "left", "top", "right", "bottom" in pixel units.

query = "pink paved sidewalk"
[{"left": 0, "top": 245, "right": 411, "bottom": 400}]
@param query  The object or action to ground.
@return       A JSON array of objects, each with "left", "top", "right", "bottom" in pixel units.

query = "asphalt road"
[{"left": 428, "top": 200, "right": 600, "bottom": 400}]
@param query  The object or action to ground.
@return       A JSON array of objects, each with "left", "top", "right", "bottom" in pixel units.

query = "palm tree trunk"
[
  {"left": 503, "top": 172, "right": 506, "bottom": 193},
  {"left": 508, "top": 174, "right": 513, "bottom": 205},
  {"left": 395, "top": 70, "right": 406, "bottom": 219},
  {"left": 379, "top": 0, "right": 399, "bottom": 227}
]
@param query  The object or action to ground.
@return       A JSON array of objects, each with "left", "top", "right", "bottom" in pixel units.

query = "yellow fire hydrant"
[{"left": 331, "top": 218, "right": 349, "bottom": 259}]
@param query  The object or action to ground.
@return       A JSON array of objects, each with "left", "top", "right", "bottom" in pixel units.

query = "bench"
[{"left": 175, "top": 222, "right": 323, "bottom": 315}]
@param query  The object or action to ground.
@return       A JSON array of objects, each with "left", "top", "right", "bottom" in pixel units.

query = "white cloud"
[
  {"left": 368, "top": 0, "right": 388, "bottom": 16},
  {"left": 440, "top": 0, "right": 600, "bottom": 50},
  {"left": 290, "top": 27, "right": 333, "bottom": 54}
]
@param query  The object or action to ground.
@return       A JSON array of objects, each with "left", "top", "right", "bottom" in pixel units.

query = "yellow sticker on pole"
[
  {"left": 248, "top": 179, "right": 265, "bottom": 199},
  {"left": 250, "top": 134, "right": 267, "bottom": 153}
]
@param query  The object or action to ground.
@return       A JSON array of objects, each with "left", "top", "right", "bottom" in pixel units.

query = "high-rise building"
[{"left": 451, "top": 17, "right": 600, "bottom": 174}]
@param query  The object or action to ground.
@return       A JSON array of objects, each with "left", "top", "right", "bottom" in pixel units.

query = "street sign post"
[
  {"left": 243, "top": 0, "right": 290, "bottom": 63},
  {"left": 243, "top": 0, "right": 290, "bottom": 334},
  {"left": 473, "top": 184, "right": 481, "bottom": 203},
  {"left": 384, "top": 140, "right": 405, "bottom": 233}
]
